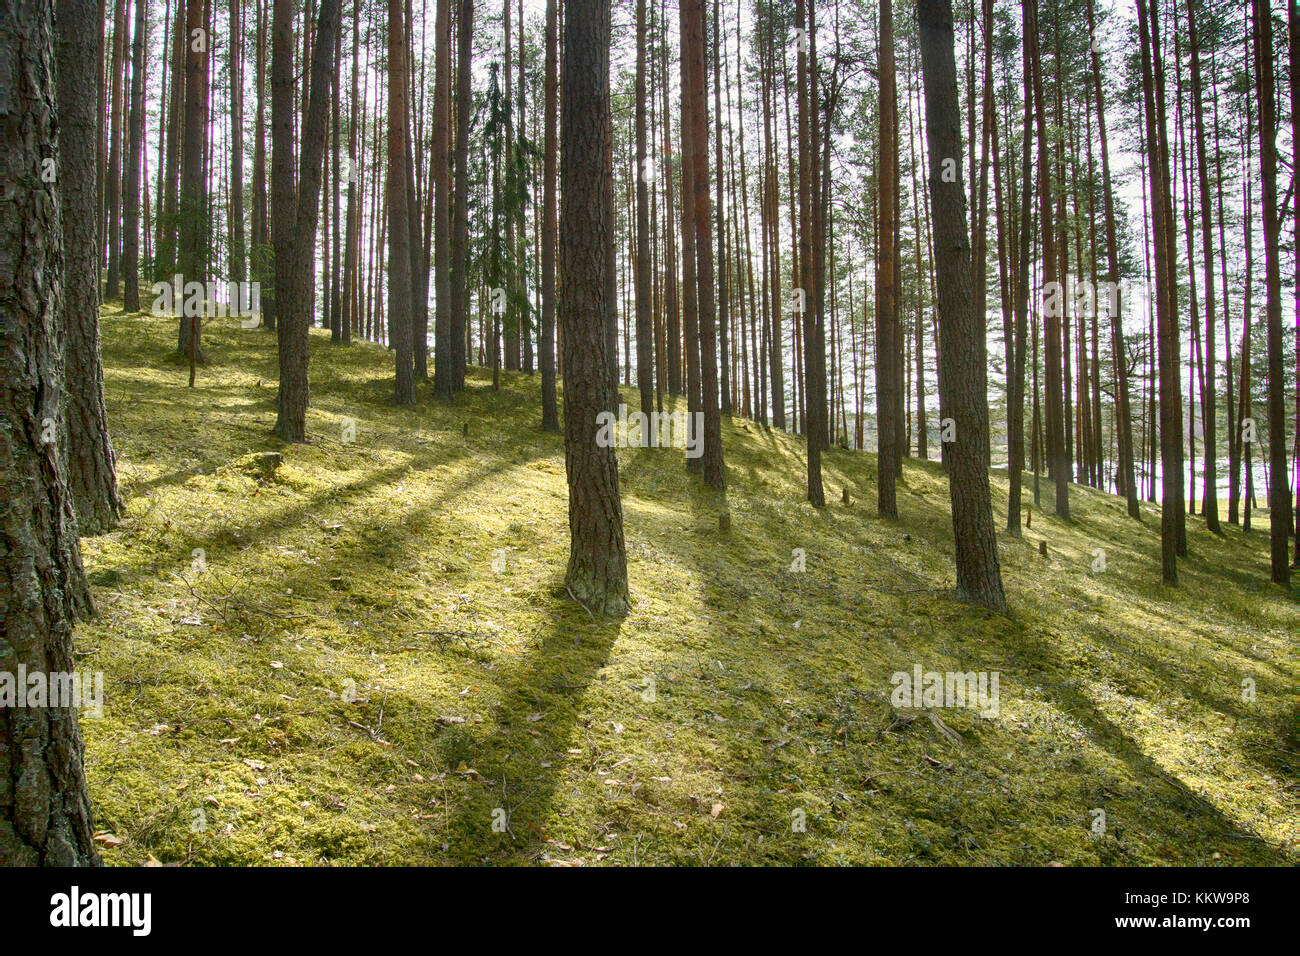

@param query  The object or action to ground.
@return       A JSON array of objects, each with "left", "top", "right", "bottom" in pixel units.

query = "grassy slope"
[{"left": 78, "top": 307, "right": 1297, "bottom": 866}]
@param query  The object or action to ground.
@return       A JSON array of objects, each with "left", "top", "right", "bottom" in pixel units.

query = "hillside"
[{"left": 76, "top": 308, "right": 1297, "bottom": 866}]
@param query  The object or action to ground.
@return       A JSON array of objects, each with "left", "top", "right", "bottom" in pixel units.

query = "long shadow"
[
  {"left": 436, "top": 605, "right": 624, "bottom": 864},
  {"left": 615, "top": 461, "right": 1293, "bottom": 864}
]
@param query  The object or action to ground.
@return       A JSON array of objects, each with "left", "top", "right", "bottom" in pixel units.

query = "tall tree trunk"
[
  {"left": 1089, "top": 0, "right": 1139, "bottom": 520},
  {"left": 876, "top": 0, "right": 899, "bottom": 518},
  {"left": 451, "top": 0, "right": 473, "bottom": 388},
  {"left": 272, "top": 0, "right": 342, "bottom": 439},
  {"left": 1186, "top": 0, "right": 1219, "bottom": 532},
  {"left": 1137, "top": 0, "right": 1182, "bottom": 584},
  {"left": 1006, "top": 0, "right": 1034, "bottom": 536},
  {"left": 230, "top": 0, "right": 246, "bottom": 285},
  {"left": 178, "top": 0, "right": 209, "bottom": 367},
  {"left": 560, "top": 0, "right": 628, "bottom": 616},
  {"left": 713, "top": 0, "right": 731, "bottom": 418},
  {"left": 252, "top": 0, "right": 273, "bottom": 328},
  {"left": 57, "top": 0, "right": 124, "bottom": 536},
  {"left": 121, "top": 0, "right": 146, "bottom": 311},
  {"left": 386, "top": 0, "right": 415, "bottom": 404},
  {"left": 679, "top": 3, "right": 702, "bottom": 475},
  {"left": 539, "top": 0, "right": 559, "bottom": 429},
  {"left": 1, "top": 0, "right": 100, "bottom": 866},
  {"left": 432, "top": 0, "right": 453, "bottom": 398},
  {"left": 1027, "top": 0, "right": 1066, "bottom": 519},
  {"left": 1290, "top": 0, "right": 1300, "bottom": 565},
  {"left": 633, "top": 0, "right": 654, "bottom": 419},
  {"left": 796, "top": 0, "right": 823, "bottom": 505},
  {"left": 1251, "top": 0, "right": 1292, "bottom": 584},
  {"left": 684, "top": 0, "right": 724, "bottom": 489},
  {"left": 340, "top": 0, "right": 358, "bottom": 345},
  {"left": 918, "top": 0, "right": 1006, "bottom": 612},
  {"left": 105, "top": 0, "right": 127, "bottom": 299}
]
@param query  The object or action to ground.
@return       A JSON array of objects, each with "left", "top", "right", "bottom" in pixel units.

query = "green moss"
[{"left": 77, "top": 305, "right": 1298, "bottom": 866}]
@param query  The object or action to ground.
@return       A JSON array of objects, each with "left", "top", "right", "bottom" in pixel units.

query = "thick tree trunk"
[
  {"left": 272, "top": 0, "right": 341, "bottom": 440},
  {"left": 560, "top": 0, "right": 628, "bottom": 616},
  {"left": 178, "top": 0, "right": 209, "bottom": 364},
  {"left": 918, "top": 0, "right": 1006, "bottom": 613},
  {"left": 386, "top": 0, "right": 415, "bottom": 404},
  {"left": 1, "top": 0, "right": 100, "bottom": 866},
  {"left": 56, "top": 0, "right": 124, "bottom": 537},
  {"left": 1006, "top": 0, "right": 1034, "bottom": 536},
  {"left": 684, "top": 0, "right": 724, "bottom": 490}
]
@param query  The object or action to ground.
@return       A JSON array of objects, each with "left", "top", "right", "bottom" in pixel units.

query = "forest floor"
[{"left": 78, "top": 305, "right": 1297, "bottom": 866}]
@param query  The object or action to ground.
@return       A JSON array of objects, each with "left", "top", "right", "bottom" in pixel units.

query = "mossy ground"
[{"left": 77, "top": 305, "right": 1297, "bottom": 866}]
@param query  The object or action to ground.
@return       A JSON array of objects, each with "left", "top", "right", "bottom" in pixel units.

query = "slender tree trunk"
[
  {"left": 105, "top": 0, "right": 127, "bottom": 299},
  {"left": 1089, "top": 0, "right": 1138, "bottom": 519},
  {"left": 229, "top": 0, "right": 247, "bottom": 286},
  {"left": 1027, "top": 0, "right": 1066, "bottom": 519},
  {"left": 680, "top": 4, "right": 702, "bottom": 475},
  {"left": 876, "top": 0, "right": 899, "bottom": 518},
  {"left": 796, "top": 0, "right": 823, "bottom": 505},
  {"left": 451, "top": 0, "right": 473, "bottom": 387},
  {"left": 538, "top": 0, "right": 558, "bottom": 429},
  {"left": 120, "top": 0, "right": 146, "bottom": 312},
  {"left": 1185, "top": 0, "right": 1220, "bottom": 531},
  {"left": 633, "top": 0, "right": 654, "bottom": 419},
  {"left": 432, "top": 0, "right": 452, "bottom": 398}
]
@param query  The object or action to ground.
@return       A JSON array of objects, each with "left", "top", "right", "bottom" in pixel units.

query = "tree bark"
[
  {"left": 560, "top": 0, "right": 629, "bottom": 616},
  {"left": 918, "top": 0, "right": 1006, "bottom": 612},
  {"left": 56, "top": 0, "right": 124, "bottom": 537},
  {"left": 1, "top": 0, "right": 100, "bottom": 866},
  {"left": 876, "top": 0, "right": 899, "bottom": 518},
  {"left": 121, "top": 0, "right": 146, "bottom": 311},
  {"left": 1251, "top": 0, "right": 1292, "bottom": 584},
  {"left": 271, "top": 0, "right": 341, "bottom": 440},
  {"left": 432, "top": 0, "right": 453, "bottom": 398}
]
